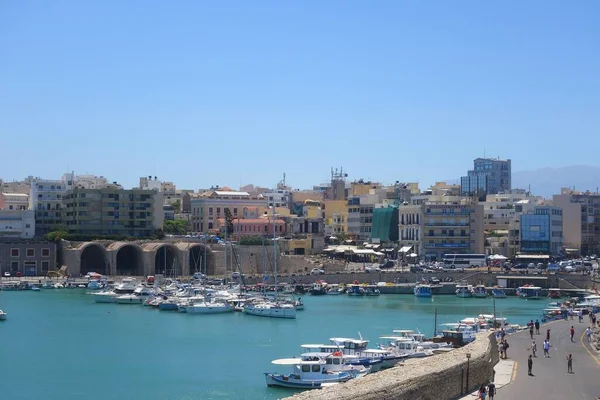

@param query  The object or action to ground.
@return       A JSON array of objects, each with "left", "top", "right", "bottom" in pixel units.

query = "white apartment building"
[
  {"left": 0, "top": 193, "right": 29, "bottom": 210},
  {"left": 62, "top": 173, "right": 117, "bottom": 189},
  {"left": 0, "top": 210, "right": 35, "bottom": 239},
  {"left": 29, "top": 178, "right": 68, "bottom": 236},
  {"left": 264, "top": 189, "right": 290, "bottom": 208}
]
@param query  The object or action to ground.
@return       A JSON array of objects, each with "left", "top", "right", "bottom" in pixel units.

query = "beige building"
[
  {"left": 0, "top": 192, "right": 29, "bottom": 210},
  {"left": 190, "top": 190, "right": 268, "bottom": 233},
  {"left": 62, "top": 187, "right": 164, "bottom": 237},
  {"left": 553, "top": 188, "right": 600, "bottom": 255}
]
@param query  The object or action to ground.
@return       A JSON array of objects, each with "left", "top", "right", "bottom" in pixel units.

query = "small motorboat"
[
  {"left": 0, "top": 310, "right": 6, "bottom": 320},
  {"left": 413, "top": 283, "right": 432, "bottom": 298},
  {"left": 491, "top": 289, "right": 507, "bottom": 298},
  {"left": 472, "top": 284, "right": 488, "bottom": 298},
  {"left": 294, "top": 297, "right": 305, "bottom": 311},
  {"left": 265, "top": 358, "right": 353, "bottom": 389},
  {"left": 30, "top": 286, "right": 41, "bottom": 292}
]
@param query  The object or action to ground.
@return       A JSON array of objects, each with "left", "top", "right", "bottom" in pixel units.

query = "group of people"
[{"left": 477, "top": 382, "right": 496, "bottom": 400}]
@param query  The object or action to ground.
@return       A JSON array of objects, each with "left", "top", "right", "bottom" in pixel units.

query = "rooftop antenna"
[{"left": 483, "top": 149, "right": 486, "bottom": 158}]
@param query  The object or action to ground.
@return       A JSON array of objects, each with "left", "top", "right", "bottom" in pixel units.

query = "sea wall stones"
[{"left": 285, "top": 332, "right": 499, "bottom": 400}]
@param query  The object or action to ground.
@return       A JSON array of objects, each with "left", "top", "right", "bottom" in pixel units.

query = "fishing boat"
[
  {"left": 517, "top": 285, "right": 541, "bottom": 299},
  {"left": 310, "top": 281, "right": 328, "bottom": 296},
  {"left": 436, "top": 323, "right": 477, "bottom": 346},
  {"left": 264, "top": 358, "right": 353, "bottom": 389},
  {"left": 187, "top": 301, "right": 234, "bottom": 314},
  {"left": 301, "top": 344, "right": 383, "bottom": 373},
  {"left": 548, "top": 288, "right": 561, "bottom": 299},
  {"left": 378, "top": 337, "right": 433, "bottom": 358},
  {"left": 364, "top": 285, "right": 380, "bottom": 296},
  {"left": 455, "top": 282, "right": 472, "bottom": 298},
  {"left": 472, "top": 284, "right": 488, "bottom": 298},
  {"left": 0, "top": 310, "right": 6, "bottom": 321},
  {"left": 413, "top": 283, "right": 432, "bottom": 298},
  {"left": 347, "top": 284, "right": 365, "bottom": 296},
  {"left": 491, "top": 289, "right": 507, "bottom": 298},
  {"left": 326, "top": 284, "right": 344, "bottom": 295}
]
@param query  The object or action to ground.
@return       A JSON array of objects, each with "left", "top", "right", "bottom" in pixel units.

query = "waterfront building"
[
  {"left": 29, "top": 178, "right": 68, "bottom": 236},
  {"left": 461, "top": 157, "right": 512, "bottom": 197},
  {"left": 323, "top": 200, "right": 348, "bottom": 236},
  {"left": 218, "top": 217, "right": 286, "bottom": 238},
  {"left": 263, "top": 189, "right": 291, "bottom": 209},
  {"left": 398, "top": 204, "right": 421, "bottom": 257},
  {"left": 519, "top": 205, "right": 563, "bottom": 255},
  {"left": 190, "top": 190, "right": 267, "bottom": 233},
  {"left": 62, "top": 187, "right": 164, "bottom": 237},
  {"left": 0, "top": 192, "right": 29, "bottom": 210},
  {"left": 281, "top": 216, "right": 325, "bottom": 254},
  {"left": 371, "top": 206, "right": 399, "bottom": 244},
  {"left": 553, "top": 188, "right": 600, "bottom": 255},
  {"left": 163, "top": 204, "right": 175, "bottom": 221},
  {"left": 347, "top": 196, "right": 361, "bottom": 239},
  {"left": 0, "top": 180, "right": 31, "bottom": 195},
  {"left": 0, "top": 240, "right": 56, "bottom": 276},
  {"left": 0, "top": 210, "right": 35, "bottom": 239},
  {"left": 63, "top": 173, "right": 117, "bottom": 189}
]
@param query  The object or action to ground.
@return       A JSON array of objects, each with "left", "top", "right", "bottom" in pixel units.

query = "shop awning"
[{"left": 399, "top": 245, "right": 413, "bottom": 253}]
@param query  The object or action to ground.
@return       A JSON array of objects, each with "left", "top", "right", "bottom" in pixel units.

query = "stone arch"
[
  {"left": 144, "top": 243, "right": 181, "bottom": 277},
  {"left": 109, "top": 242, "right": 144, "bottom": 276},
  {"left": 79, "top": 242, "right": 108, "bottom": 275},
  {"left": 175, "top": 242, "right": 215, "bottom": 276}
]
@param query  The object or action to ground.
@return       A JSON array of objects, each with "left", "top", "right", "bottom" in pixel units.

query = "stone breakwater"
[{"left": 285, "top": 332, "right": 499, "bottom": 400}]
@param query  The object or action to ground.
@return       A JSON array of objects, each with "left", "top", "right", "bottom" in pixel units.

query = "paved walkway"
[{"left": 462, "top": 315, "right": 600, "bottom": 399}]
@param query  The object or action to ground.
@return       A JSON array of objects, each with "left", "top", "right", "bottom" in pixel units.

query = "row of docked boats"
[
  {"left": 90, "top": 278, "right": 304, "bottom": 319},
  {"left": 265, "top": 330, "right": 453, "bottom": 389},
  {"left": 309, "top": 281, "right": 380, "bottom": 296},
  {"left": 412, "top": 282, "right": 506, "bottom": 298}
]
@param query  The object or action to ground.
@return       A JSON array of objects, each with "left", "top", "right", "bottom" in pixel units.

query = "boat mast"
[
  {"left": 203, "top": 235, "right": 207, "bottom": 276},
  {"left": 273, "top": 206, "right": 278, "bottom": 297}
]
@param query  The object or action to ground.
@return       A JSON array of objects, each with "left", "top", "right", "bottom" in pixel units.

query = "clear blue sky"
[{"left": 1, "top": 1, "right": 599, "bottom": 191}]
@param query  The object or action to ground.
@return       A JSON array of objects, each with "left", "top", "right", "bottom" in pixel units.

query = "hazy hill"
[{"left": 513, "top": 165, "right": 600, "bottom": 198}]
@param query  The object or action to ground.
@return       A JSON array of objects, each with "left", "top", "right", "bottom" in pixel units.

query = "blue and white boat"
[
  {"left": 364, "top": 285, "right": 380, "bottom": 296},
  {"left": 455, "top": 283, "right": 472, "bottom": 298},
  {"left": 265, "top": 358, "right": 353, "bottom": 389},
  {"left": 491, "top": 289, "right": 507, "bottom": 298},
  {"left": 347, "top": 284, "right": 365, "bottom": 296},
  {"left": 413, "top": 283, "right": 432, "bottom": 298},
  {"left": 517, "top": 285, "right": 541, "bottom": 299},
  {"left": 301, "top": 343, "right": 383, "bottom": 373},
  {"left": 472, "top": 284, "right": 488, "bottom": 298}
]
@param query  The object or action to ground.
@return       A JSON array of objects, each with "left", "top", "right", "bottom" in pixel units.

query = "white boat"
[
  {"left": 115, "top": 286, "right": 153, "bottom": 304},
  {"left": 187, "top": 301, "right": 234, "bottom": 314},
  {"left": 517, "top": 286, "right": 541, "bottom": 299},
  {"left": 364, "top": 285, "right": 380, "bottom": 296},
  {"left": 87, "top": 280, "right": 103, "bottom": 290},
  {"left": 0, "top": 310, "right": 6, "bottom": 321},
  {"left": 378, "top": 337, "right": 433, "bottom": 358},
  {"left": 347, "top": 284, "right": 365, "bottom": 296},
  {"left": 30, "top": 286, "right": 41, "bottom": 292},
  {"left": 92, "top": 290, "right": 119, "bottom": 303},
  {"left": 244, "top": 300, "right": 297, "bottom": 319},
  {"left": 326, "top": 338, "right": 384, "bottom": 372},
  {"left": 472, "top": 284, "right": 488, "bottom": 298},
  {"left": 265, "top": 357, "right": 354, "bottom": 389},
  {"left": 114, "top": 278, "right": 138, "bottom": 294},
  {"left": 455, "top": 283, "right": 472, "bottom": 298},
  {"left": 326, "top": 284, "right": 344, "bottom": 295},
  {"left": 294, "top": 297, "right": 305, "bottom": 311},
  {"left": 438, "top": 323, "right": 477, "bottom": 345},
  {"left": 413, "top": 283, "right": 432, "bottom": 298}
]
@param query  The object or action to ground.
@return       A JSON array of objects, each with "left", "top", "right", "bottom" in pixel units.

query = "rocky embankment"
[{"left": 285, "top": 332, "right": 499, "bottom": 400}]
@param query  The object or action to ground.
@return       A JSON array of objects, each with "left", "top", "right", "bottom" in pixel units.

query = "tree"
[
  {"left": 44, "top": 224, "right": 69, "bottom": 242},
  {"left": 163, "top": 220, "right": 189, "bottom": 235},
  {"left": 224, "top": 208, "right": 234, "bottom": 236},
  {"left": 172, "top": 199, "right": 181, "bottom": 213}
]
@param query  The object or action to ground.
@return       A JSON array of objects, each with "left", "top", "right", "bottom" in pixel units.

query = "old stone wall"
[{"left": 285, "top": 332, "right": 499, "bottom": 400}]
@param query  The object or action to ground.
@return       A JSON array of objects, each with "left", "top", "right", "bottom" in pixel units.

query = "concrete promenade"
[{"left": 461, "top": 315, "right": 600, "bottom": 400}]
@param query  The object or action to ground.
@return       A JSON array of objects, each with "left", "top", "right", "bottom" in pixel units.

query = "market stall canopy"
[{"left": 399, "top": 245, "right": 413, "bottom": 253}]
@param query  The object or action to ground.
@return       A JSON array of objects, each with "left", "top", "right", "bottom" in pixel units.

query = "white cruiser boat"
[
  {"left": 92, "top": 290, "right": 119, "bottom": 303},
  {"left": 378, "top": 337, "right": 434, "bottom": 358},
  {"left": 115, "top": 286, "right": 153, "bottom": 304},
  {"left": 244, "top": 300, "right": 297, "bottom": 319},
  {"left": 187, "top": 301, "right": 234, "bottom": 314},
  {"left": 455, "top": 283, "right": 472, "bottom": 298},
  {"left": 114, "top": 278, "right": 138, "bottom": 294},
  {"left": 472, "top": 284, "right": 488, "bottom": 298},
  {"left": 0, "top": 310, "right": 6, "bottom": 321}
]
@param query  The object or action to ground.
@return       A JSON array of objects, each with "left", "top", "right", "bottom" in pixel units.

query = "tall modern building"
[
  {"left": 29, "top": 178, "right": 69, "bottom": 236},
  {"left": 553, "top": 188, "right": 600, "bottom": 255},
  {"left": 461, "top": 158, "right": 511, "bottom": 197},
  {"left": 519, "top": 206, "right": 563, "bottom": 255}
]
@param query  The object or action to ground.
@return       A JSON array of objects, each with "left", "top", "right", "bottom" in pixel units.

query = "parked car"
[
  {"left": 231, "top": 272, "right": 241, "bottom": 279},
  {"left": 428, "top": 277, "right": 440, "bottom": 284},
  {"left": 379, "top": 260, "right": 395, "bottom": 269},
  {"left": 365, "top": 265, "right": 381, "bottom": 273},
  {"left": 3, "top": 272, "right": 10, "bottom": 277},
  {"left": 310, "top": 268, "right": 325, "bottom": 275}
]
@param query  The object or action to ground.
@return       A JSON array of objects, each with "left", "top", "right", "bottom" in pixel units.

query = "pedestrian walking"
[
  {"left": 527, "top": 354, "right": 533, "bottom": 376},
  {"left": 531, "top": 340, "right": 537, "bottom": 357},
  {"left": 535, "top": 319, "right": 540, "bottom": 334},
  {"left": 543, "top": 339, "right": 550, "bottom": 357},
  {"left": 567, "top": 353, "right": 573, "bottom": 373},
  {"left": 579, "top": 310, "right": 583, "bottom": 323},
  {"left": 503, "top": 339, "right": 509, "bottom": 359},
  {"left": 478, "top": 384, "right": 487, "bottom": 399},
  {"left": 500, "top": 328, "right": 505, "bottom": 341},
  {"left": 587, "top": 327, "right": 592, "bottom": 342},
  {"left": 546, "top": 328, "right": 551, "bottom": 341},
  {"left": 529, "top": 324, "right": 534, "bottom": 339},
  {"left": 570, "top": 326, "right": 575, "bottom": 342},
  {"left": 487, "top": 382, "right": 496, "bottom": 400}
]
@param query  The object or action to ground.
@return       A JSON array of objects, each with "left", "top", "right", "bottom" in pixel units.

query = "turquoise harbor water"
[{"left": 1, "top": 290, "right": 548, "bottom": 400}]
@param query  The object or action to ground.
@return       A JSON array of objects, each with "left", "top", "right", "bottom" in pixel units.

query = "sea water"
[{"left": 0, "top": 290, "right": 547, "bottom": 400}]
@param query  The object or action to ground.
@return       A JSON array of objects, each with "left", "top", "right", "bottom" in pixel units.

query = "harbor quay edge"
[{"left": 284, "top": 332, "right": 499, "bottom": 400}]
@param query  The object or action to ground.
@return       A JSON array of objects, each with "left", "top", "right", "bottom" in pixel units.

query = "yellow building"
[
  {"left": 350, "top": 181, "right": 381, "bottom": 196},
  {"left": 323, "top": 200, "right": 348, "bottom": 235}
]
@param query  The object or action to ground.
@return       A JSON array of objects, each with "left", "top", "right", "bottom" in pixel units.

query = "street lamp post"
[{"left": 465, "top": 352, "right": 471, "bottom": 394}]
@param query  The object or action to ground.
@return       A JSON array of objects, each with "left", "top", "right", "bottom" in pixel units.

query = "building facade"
[
  {"left": 264, "top": 189, "right": 291, "bottom": 208},
  {"left": 461, "top": 157, "right": 511, "bottom": 196},
  {"left": 62, "top": 187, "right": 164, "bottom": 237},
  {"left": 398, "top": 204, "right": 421, "bottom": 256},
  {"left": 0, "top": 241, "right": 57, "bottom": 276},
  {"left": 520, "top": 206, "right": 563, "bottom": 255},
  {"left": 29, "top": 178, "right": 68, "bottom": 236},
  {"left": 0, "top": 210, "right": 35, "bottom": 239},
  {"left": 190, "top": 190, "right": 268, "bottom": 233},
  {"left": 553, "top": 189, "right": 600, "bottom": 255},
  {"left": 0, "top": 192, "right": 29, "bottom": 210}
]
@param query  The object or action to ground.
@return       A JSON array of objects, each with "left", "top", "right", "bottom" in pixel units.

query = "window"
[
  {"left": 301, "top": 365, "right": 310, "bottom": 373},
  {"left": 42, "top": 248, "right": 50, "bottom": 257},
  {"left": 26, "top": 248, "right": 35, "bottom": 257},
  {"left": 11, "top": 248, "right": 19, "bottom": 257},
  {"left": 42, "top": 261, "right": 50, "bottom": 271}
]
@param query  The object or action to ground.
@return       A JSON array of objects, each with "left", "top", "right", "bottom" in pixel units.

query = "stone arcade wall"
[{"left": 285, "top": 332, "right": 499, "bottom": 400}]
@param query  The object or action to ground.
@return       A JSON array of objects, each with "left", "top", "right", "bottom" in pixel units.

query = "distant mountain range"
[
  {"left": 445, "top": 165, "right": 600, "bottom": 198},
  {"left": 512, "top": 165, "right": 600, "bottom": 198}
]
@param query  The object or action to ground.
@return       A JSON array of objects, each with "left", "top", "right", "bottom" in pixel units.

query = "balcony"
[
  {"left": 423, "top": 223, "right": 469, "bottom": 227},
  {"left": 423, "top": 243, "right": 470, "bottom": 249}
]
